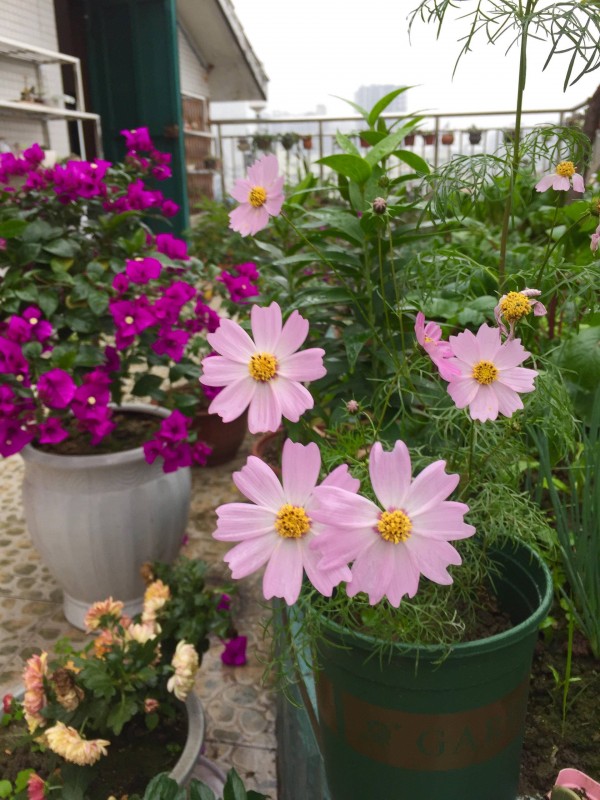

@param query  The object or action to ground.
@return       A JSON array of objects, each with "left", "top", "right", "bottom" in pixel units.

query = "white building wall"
[
  {"left": 0, "top": 0, "right": 70, "bottom": 155},
  {"left": 177, "top": 25, "right": 210, "bottom": 98}
]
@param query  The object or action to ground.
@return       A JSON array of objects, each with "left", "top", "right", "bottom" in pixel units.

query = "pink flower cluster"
[{"left": 143, "top": 409, "right": 212, "bottom": 472}]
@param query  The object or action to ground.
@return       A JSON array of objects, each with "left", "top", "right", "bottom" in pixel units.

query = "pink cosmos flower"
[
  {"left": 591, "top": 223, "right": 600, "bottom": 253},
  {"left": 213, "top": 439, "right": 359, "bottom": 604},
  {"left": 229, "top": 154, "right": 284, "bottom": 237},
  {"left": 311, "top": 441, "right": 475, "bottom": 606},
  {"left": 494, "top": 288, "right": 547, "bottom": 338},
  {"left": 414, "top": 312, "right": 460, "bottom": 381},
  {"left": 200, "top": 302, "right": 326, "bottom": 434},
  {"left": 446, "top": 323, "right": 537, "bottom": 422},
  {"left": 535, "top": 160, "right": 585, "bottom": 193}
]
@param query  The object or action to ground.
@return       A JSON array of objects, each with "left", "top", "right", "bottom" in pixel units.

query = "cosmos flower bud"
[{"left": 372, "top": 197, "right": 388, "bottom": 215}]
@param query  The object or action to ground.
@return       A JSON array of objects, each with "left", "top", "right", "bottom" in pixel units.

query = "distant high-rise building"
[{"left": 355, "top": 85, "right": 407, "bottom": 114}]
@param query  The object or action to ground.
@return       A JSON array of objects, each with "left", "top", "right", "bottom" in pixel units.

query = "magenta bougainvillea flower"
[
  {"left": 446, "top": 323, "right": 537, "bottom": 422},
  {"left": 143, "top": 410, "right": 211, "bottom": 472},
  {"left": 36, "top": 417, "right": 69, "bottom": 445},
  {"left": 0, "top": 337, "right": 30, "bottom": 383},
  {"left": 213, "top": 439, "right": 358, "bottom": 604},
  {"left": 109, "top": 298, "right": 155, "bottom": 349},
  {"left": 155, "top": 233, "right": 189, "bottom": 260},
  {"left": 535, "top": 161, "right": 585, "bottom": 193},
  {"left": 221, "top": 636, "right": 247, "bottom": 666},
  {"left": 200, "top": 302, "right": 326, "bottom": 434},
  {"left": 0, "top": 419, "right": 34, "bottom": 457},
  {"left": 151, "top": 327, "right": 190, "bottom": 361},
  {"left": 217, "top": 270, "right": 260, "bottom": 303},
  {"left": 120, "top": 127, "right": 154, "bottom": 152},
  {"left": 494, "top": 289, "right": 547, "bottom": 338},
  {"left": 125, "top": 256, "right": 162, "bottom": 284},
  {"left": 228, "top": 154, "right": 284, "bottom": 237},
  {"left": 37, "top": 368, "right": 76, "bottom": 409},
  {"left": 414, "top": 312, "right": 460, "bottom": 381},
  {"left": 311, "top": 441, "right": 475, "bottom": 606}
]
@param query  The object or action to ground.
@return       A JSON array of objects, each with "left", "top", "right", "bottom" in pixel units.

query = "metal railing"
[{"left": 210, "top": 101, "right": 588, "bottom": 198}]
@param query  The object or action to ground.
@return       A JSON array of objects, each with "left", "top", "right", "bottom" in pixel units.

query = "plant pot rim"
[
  {"left": 20, "top": 402, "right": 169, "bottom": 469},
  {"left": 314, "top": 540, "right": 552, "bottom": 662}
]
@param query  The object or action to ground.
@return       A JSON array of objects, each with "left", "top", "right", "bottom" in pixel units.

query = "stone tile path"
[{"left": 0, "top": 437, "right": 277, "bottom": 798}]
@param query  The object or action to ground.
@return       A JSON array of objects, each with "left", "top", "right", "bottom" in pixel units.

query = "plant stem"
[{"left": 498, "top": 0, "right": 535, "bottom": 289}]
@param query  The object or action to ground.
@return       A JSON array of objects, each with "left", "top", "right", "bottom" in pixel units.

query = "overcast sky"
[{"left": 229, "top": 0, "right": 599, "bottom": 120}]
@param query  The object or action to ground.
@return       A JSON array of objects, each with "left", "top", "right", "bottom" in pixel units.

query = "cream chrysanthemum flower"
[
  {"left": 125, "top": 621, "right": 159, "bottom": 644},
  {"left": 167, "top": 641, "right": 199, "bottom": 701},
  {"left": 84, "top": 598, "right": 124, "bottom": 631},
  {"left": 141, "top": 579, "right": 171, "bottom": 624},
  {"left": 22, "top": 652, "right": 49, "bottom": 731},
  {"left": 45, "top": 721, "right": 110, "bottom": 766}
]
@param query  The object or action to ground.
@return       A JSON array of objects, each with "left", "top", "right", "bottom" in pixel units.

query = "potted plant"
[
  {"left": 252, "top": 132, "right": 274, "bottom": 153},
  {"left": 403, "top": 132, "right": 416, "bottom": 146},
  {"left": 203, "top": 72, "right": 596, "bottom": 796},
  {"left": 237, "top": 137, "right": 251, "bottom": 153},
  {"left": 203, "top": 155, "right": 220, "bottom": 170},
  {"left": 301, "top": 134, "right": 313, "bottom": 150},
  {"left": 0, "top": 130, "right": 251, "bottom": 627},
  {"left": 279, "top": 132, "right": 300, "bottom": 151},
  {"left": 421, "top": 130, "right": 436, "bottom": 144},
  {"left": 441, "top": 130, "right": 455, "bottom": 145},
  {"left": 0, "top": 556, "right": 239, "bottom": 798},
  {"left": 468, "top": 125, "right": 483, "bottom": 145}
]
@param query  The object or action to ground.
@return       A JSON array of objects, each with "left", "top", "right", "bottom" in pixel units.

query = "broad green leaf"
[
  {"left": 335, "top": 132, "right": 360, "bottom": 156},
  {"left": 22, "top": 219, "right": 62, "bottom": 242},
  {"left": 0, "top": 218, "right": 27, "bottom": 238},
  {"left": 189, "top": 781, "right": 218, "bottom": 800},
  {"left": 0, "top": 780, "right": 12, "bottom": 798},
  {"left": 246, "top": 792, "right": 269, "bottom": 800},
  {"left": 16, "top": 242, "right": 41, "bottom": 265},
  {"left": 87, "top": 287, "right": 109, "bottom": 316},
  {"left": 14, "top": 287, "right": 38, "bottom": 303},
  {"left": 73, "top": 345, "right": 105, "bottom": 368},
  {"left": 50, "top": 257, "right": 74, "bottom": 274},
  {"left": 364, "top": 128, "right": 415, "bottom": 167},
  {"left": 44, "top": 238, "right": 79, "bottom": 258},
  {"left": 143, "top": 773, "right": 186, "bottom": 800},
  {"left": 343, "top": 326, "right": 371, "bottom": 370},
  {"left": 86, "top": 261, "right": 107, "bottom": 279},
  {"left": 64, "top": 309, "right": 99, "bottom": 334},
  {"left": 316, "top": 155, "right": 371, "bottom": 185},
  {"left": 392, "top": 149, "right": 430, "bottom": 174},
  {"left": 132, "top": 374, "right": 165, "bottom": 397},
  {"left": 223, "top": 768, "right": 248, "bottom": 800},
  {"left": 14, "top": 770, "right": 33, "bottom": 792},
  {"left": 367, "top": 86, "right": 411, "bottom": 127},
  {"left": 106, "top": 695, "right": 138, "bottom": 735},
  {"left": 555, "top": 326, "right": 600, "bottom": 390},
  {"left": 357, "top": 130, "right": 384, "bottom": 148},
  {"left": 38, "top": 289, "right": 59, "bottom": 318}
]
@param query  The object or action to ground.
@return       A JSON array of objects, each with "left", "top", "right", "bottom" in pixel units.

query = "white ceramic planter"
[
  {"left": 171, "top": 692, "right": 206, "bottom": 785},
  {"left": 21, "top": 404, "right": 191, "bottom": 629}
]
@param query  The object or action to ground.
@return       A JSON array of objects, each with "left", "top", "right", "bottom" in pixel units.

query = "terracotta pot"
[
  {"left": 251, "top": 427, "right": 286, "bottom": 475},
  {"left": 441, "top": 132, "right": 454, "bottom": 145},
  {"left": 422, "top": 133, "right": 436, "bottom": 145},
  {"left": 403, "top": 133, "right": 416, "bottom": 146},
  {"left": 302, "top": 135, "right": 313, "bottom": 150},
  {"left": 193, "top": 408, "right": 248, "bottom": 467},
  {"left": 359, "top": 136, "right": 370, "bottom": 148}
]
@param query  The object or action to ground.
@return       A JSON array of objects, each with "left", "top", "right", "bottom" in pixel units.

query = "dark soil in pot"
[
  {"left": 519, "top": 613, "right": 600, "bottom": 798},
  {"left": 35, "top": 411, "right": 163, "bottom": 456}
]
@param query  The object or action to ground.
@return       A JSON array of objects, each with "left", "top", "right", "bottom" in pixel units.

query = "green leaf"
[
  {"left": 143, "top": 774, "right": 185, "bottom": 800},
  {"left": 392, "top": 149, "right": 430, "bottom": 174},
  {"left": 44, "top": 238, "right": 79, "bottom": 258},
  {"left": 87, "top": 287, "right": 109, "bottom": 316},
  {"left": 0, "top": 218, "right": 27, "bottom": 238},
  {"left": 555, "top": 326, "right": 600, "bottom": 391},
  {"left": 316, "top": 155, "right": 371, "bottom": 185},
  {"left": 330, "top": 94, "right": 368, "bottom": 122},
  {"left": 0, "top": 780, "right": 12, "bottom": 798},
  {"left": 16, "top": 242, "right": 41, "bottom": 265},
  {"left": 364, "top": 128, "right": 414, "bottom": 167},
  {"left": 334, "top": 132, "right": 360, "bottom": 156},
  {"left": 343, "top": 325, "right": 371, "bottom": 370},
  {"left": 38, "top": 289, "right": 59, "bottom": 318},
  {"left": 246, "top": 792, "right": 269, "bottom": 800},
  {"left": 14, "top": 287, "right": 38, "bottom": 303},
  {"left": 132, "top": 374, "right": 165, "bottom": 398},
  {"left": 22, "top": 219, "right": 62, "bottom": 242},
  {"left": 14, "top": 770, "right": 33, "bottom": 792},
  {"left": 189, "top": 781, "right": 218, "bottom": 800},
  {"left": 73, "top": 345, "right": 105, "bottom": 368},
  {"left": 367, "top": 86, "right": 411, "bottom": 127},
  {"left": 106, "top": 695, "right": 138, "bottom": 735},
  {"left": 223, "top": 768, "right": 248, "bottom": 800},
  {"left": 86, "top": 261, "right": 107, "bottom": 280},
  {"left": 50, "top": 257, "right": 75, "bottom": 274}
]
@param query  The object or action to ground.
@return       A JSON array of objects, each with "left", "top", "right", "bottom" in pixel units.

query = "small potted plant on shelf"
[
  {"left": 468, "top": 125, "right": 483, "bottom": 145},
  {"left": 301, "top": 134, "right": 313, "bottom": 150},
  {"left": 279, "top": 132, "right": 300, "bottom": 151},
  {"left": 421, "top": 129, "right": 436, "bottom": 144},
  {"left": 0, "top": 557, "right": 240, "bottom": 798},
  {"left": 252, "top": 132, "right": 274, "bottom": 152},
  {"left": 441, "top": 130, "right": 455, "bottom": 145}
]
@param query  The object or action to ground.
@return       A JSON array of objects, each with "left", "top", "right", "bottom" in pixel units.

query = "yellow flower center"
[
  {"left": 556, "top": 160, "right": 575, "bottom": 177},
  {"left": 377, "top": 509, "right": 412, "bottom": 544},
  {"left": 472, "top": 360, "right": 499, "bottom": 385},
  {"left": 274, "top": 504, "right": 311, "bottom": 539},
  {"left": 500, "top": 291, "right": 531, "bottom": 322},
  {"left": 124, "top": 315, "right": 134, "bottom": 325},
  {"left": 87, "top": 396, "right": 96, "bottom": 406},
  {"left": 249, "top": 352, "right": 278, "bottom": 382},
  {"left": 424, "top": 335, "right": 435, "bottom": 344},
  {"left": 248, "top": 186, "right": 267, "bottom": 208},
  {"left": 16, "top": 375, "right": 24, "bottom": 382},
  {"left": 28, "top": 317, "right": 38, "bottom": 325}
]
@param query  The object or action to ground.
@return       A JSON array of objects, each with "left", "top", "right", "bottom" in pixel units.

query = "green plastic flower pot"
[{"left": 314, "top": 540, "right": 552, "bottom": 800}]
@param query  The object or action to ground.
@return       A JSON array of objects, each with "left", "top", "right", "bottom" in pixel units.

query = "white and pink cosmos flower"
[
  {"left": 590, "top": 223, "right": 600, "bottom": 253},
  {"left": 229, "top": 154, "right": 284, "bottom": 237},
  {"left": 310, "top": 441, "right": 475, "bottom": 607},
  {"left": 493, "top": 288, "right": 546, "bottom": 339},
  {"left": 414, "top": 312, "right": 460, "bottom": 381},
  {"left": 446, "top": 323, "right": 537, "bottom": 422},
  {"left": 200, "top": 302, "right": 326, "bottom": 434},
  {"left": 213, "top": 439, "right": 359, "bottom": 605},
  {"left": 535, "top": 160, "right": 585, "bottom": 193}
]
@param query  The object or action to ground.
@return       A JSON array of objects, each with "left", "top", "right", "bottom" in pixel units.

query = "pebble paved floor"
[{"left": 0, "top": 435, "right": 278, "bottom": 798}]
